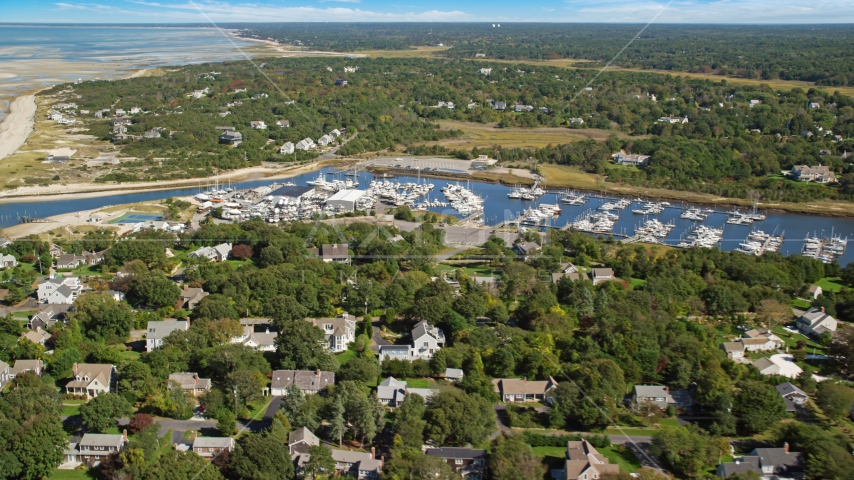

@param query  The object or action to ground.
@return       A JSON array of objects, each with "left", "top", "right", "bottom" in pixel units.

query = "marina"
[{"left": 2, "top": 165, "right": 854, "bottom": 264}]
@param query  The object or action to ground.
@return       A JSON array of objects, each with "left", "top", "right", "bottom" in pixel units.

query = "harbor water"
[{"left": 2, "top": 167, "right": 854, "bottom": 265}]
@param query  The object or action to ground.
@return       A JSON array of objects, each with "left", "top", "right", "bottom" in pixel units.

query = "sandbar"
[{"left": 0, "top": 95, "right": 37, "bottom": 162}]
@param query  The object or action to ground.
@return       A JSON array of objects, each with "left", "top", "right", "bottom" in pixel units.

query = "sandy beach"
[
  {"left": 0, "top": 95, "right": 37, "bottom": 162},
  {"left": 0, "top": 161, "right": 334, "bottom": 203}
]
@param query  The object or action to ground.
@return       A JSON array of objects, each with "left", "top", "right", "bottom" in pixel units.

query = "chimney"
[
  {"left": 665, "top": 386, "right": 669, "bottom": 394},
  {"left": 72, "top": 363, "right": 78, "bottom": 376},
  {"left": 123, "top": 429, "right": 128, "bottom": 442},
  {"left": 316, "top": 369, "right": 321, "bottom": 376},
  {"left": 523, "top": 376, "right": 527, "bottom": 383},
  {"left": 371, "top": 447, "right": 376, "bottom": 460},
  {"left": 821, "top": 307, "right": 825, "bottom": 313},
  {"left": 381, "top": 455, "right": 385, "bottom": 468},
  {"left": 784, "top": 442, "right": 789, "bottom": 453},
  {"left": 183, "top": 284, "right": 188, "bottom": 291}
]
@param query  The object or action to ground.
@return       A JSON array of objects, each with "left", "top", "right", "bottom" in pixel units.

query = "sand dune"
[{"left": 0, "top": 95, "right": 37, "bottom": 162}]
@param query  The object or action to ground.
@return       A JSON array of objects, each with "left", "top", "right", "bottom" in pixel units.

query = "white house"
[
  {"left": 797, "top": 307, "right": 837, "bottom": 337},
  {"left": 295, "top": 138, "right": 316, "bottom": 150},
  {"left": 250, "top": 121, "right": 267, "bottom": 130},
  {"left": 304, "top": 313, "right": 357, "bottom": 353},
  {"left": 478, "top": 68, "right": 492, "bottom": 75},
  {"left": 753, "top": 355, "right": 803, "bottom": 379},
  {"left": 808, "top": 285, "right": 823, "bottom": 299},
  {"left": 232, "top": 326, "right": 278, "bottom": 352},
  {"left": 657, "top": 116, "right": 689, "bottom": 124},
  {"left": 65, "top": 363, "right": 116, "bottom": 398},
  {"left": 0, "top": 254, "right": 17, "bottom": 268},
  {"left": 145, "top": 319, "right": 189, "bottom": 352},
  {"left": 279, "top": 142, "right": 295, "bottom": 155},
  {"left": 38, "top": 275, "right": 84, "bottom": 304},
  {"left": 188, "top": 243, "right": 232, "bottom": 262},
  {"left": 721, "top": 342, "right": 746, "bottom": 362},
  {"left": 791, "top": 165, "right": 837, "bottom": 184},
  {"left": 378, "top": 321, "right": 444, "bottom": 362},
  {"left": 611, "top": 151, "right": 650, "bottom": 166},
  {"left": 270, "top": 370, "right": 335, "bottom": 396},
  {"left": 317, "top": 134, "right": 333, "bottom": 146}
]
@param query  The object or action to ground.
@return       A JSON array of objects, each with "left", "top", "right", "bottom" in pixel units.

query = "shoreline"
[
  {"left": 0, "top": 94, "right": 38, "bottom": 162},
  {"left": 0, "top": 162, "right": 330, "bottom": 204}
]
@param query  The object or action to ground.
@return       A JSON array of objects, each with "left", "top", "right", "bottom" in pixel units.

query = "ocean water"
[{"left": 0, "top": 25, "right": 261, "bottom": 121}]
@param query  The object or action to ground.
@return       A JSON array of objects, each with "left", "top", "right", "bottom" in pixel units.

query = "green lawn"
[
  {"left": 627, "top": 278, "right": 647, "bottom": 289},
  {"left": 814, "top": 277, "right": 849, "bottom": 293},
  {"left": 61, "top": 404, "right": 82, "bottom": 417},
  {"left": 771, "top": 326, "right": 825, "bottom": 353},
  {"left": 792, "top": 298, "right": 812, "bottom": 309},
  {"left": 403, "top": 378, "right": 430, "bottom": 388},
  {"left": 50, "top": 468, "right": 100, "bottom": 480},
  {"left": 117, "top": 350, "right": 140, "bottom": 360},
  {"left": 335, "top": 348, "right": 358, "bottom": 366}
]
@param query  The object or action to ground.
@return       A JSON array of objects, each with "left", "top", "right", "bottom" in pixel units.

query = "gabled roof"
[
  {"left": 79, "top": 433, "right": 124, "bottom": 447},
  {"left": 168, "top": 372, "right": 211, "bottom": 390},
  {"left": 288, "top": 427, "right": 320, "bottom": 447},
  {"left": 192, "top": 437, "right": 234, "bottom": 449},
  {"left": 412, "top": 321, "right": 443, "bottom": 342},
  {"left": 752, "top": 357, "right": 776, "bottom": 372},
  {"left": 775, "top": 382, "right": 807, "bottom": 398},
  {"left": 425, "top": 447, "right": 487, "bottom": 460},
  {"left": 379, "top": 377, "right": 407, "bottom": 388},
  {"left": 492, "top": 377, "right": 558, "bottom": 395},
  {"left": 722, "top": 342, "right": 744, "bottom": 352},
  {"left": 146, "top": 319, "right": 188, "bottom": 340},
  {"left": 633, "top": 385, "right": 669, "bottom": 398},
  {"left": 271, "top": 370, "right": 334, "bottom": 391},
  {"left": 444, "top": 368, "right": 464, "bottom": 379},
  {"left": 330, "top": 448, "right": 372, "bottom": 464}
]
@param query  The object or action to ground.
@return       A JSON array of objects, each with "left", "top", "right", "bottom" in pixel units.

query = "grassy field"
[
  {"left": 814, "top": 277, "right": 849, "bottom": 293},
  {"left": 432, "top": 120, "right": 636, "bottom": 150},
  {"left": 403, "top": 378, "right": 430, "bottom": 388},
  {"left": 61, "top": 401, "right": 83, "bottom": 417},
  {"left": 335, "top": 348, "right": 358, "bottom": 366},
  {"left": 628, "top": 278, "right": 647, "bottom": 289},
  {"left": 50, "top": 468, "right": 100, "bottom": 480},
  {"left": 771, "top": 326, "right": 826, "bottom": 353},
  {"left": 792, "top": 298, "right": 812, "bottom": 309}
]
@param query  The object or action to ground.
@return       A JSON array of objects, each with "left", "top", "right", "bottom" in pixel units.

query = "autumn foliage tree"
[
  {"left": 231, "top": 244, "right": 253, "bottom": 260},
  {"left": 128, "top": 413, "right": 154, "bottom": 434}
]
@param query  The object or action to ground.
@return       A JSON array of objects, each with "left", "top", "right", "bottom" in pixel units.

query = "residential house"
[
  {"left": 177, "top": 285, "right": 209, "bottom": 310},
  {"left": 188, "top": 243, "right": 233, "bottom": 262},
  {"left": 305, "top": 313, "right": 357, "bottom": 352},
  {"left": 425, "top": 448, "right": 487, "bottom": 480},
  {"left": 717, "top": 444, "right": 803, "bottom": 479},
  {"left": 611, "top": 151, "right": 650, "bottom": 166},
  {"left": 377, "top": 377, "right": 408, "bottom": 407},
  {"left": 276, "top": 119, "right": 290, "bottom": 128},
  {"left": 22, "top": 328, "right": 52, "bottom": 347},
  {"left": 65, "top": 363, "right": 116, "bottom": 398},
  {"left": 288, "top": 427, "right": 319, "bottom": 455},
  {"left": 568, "top": 117, "right": 584, "bottom": 125},
  {"left": 192, "top": 437, "right": 234, "bottom": 459},
  {"left": 27, "top": 304, "right": 72, "bottom": 330},
  {"left": 37, "top": 275, "right": 84, "bottom": 304},
  {"left": 49, "top": 244, "right": 63, "bottom": 257},
  {"left": 490, "top": 101, "right": 506, "bottom": 110},
  {"left": 308, "top": 243, "right": 351, "bottom": 264},
  {"left": 739, "top": 330, "right": 784, "bottom": 352},
  {"left": 0, "top": 254, "right": 16, "bottom": 268},
  {"left": 270, "top": 370, "right": 335, "bottom": 396},
  {"left": 809, "top": 102, "right": 821, "bottom": 109},
  {"left": 554, "top": 439, "right": 620, "bottom": 480},
  {"left": 478, "top": 67, "right": 492, "bottom": 75},
  {"left": 168, "top": 372, "right": 212, "bottom": 397},
  {"left": 8, "top": 359, "right": 44, "bottom": 380},
  {"left": 334, "top": 79, "right": 348, "bottom": 86},
  {"left": 513, "top": 242, "right": 540, "bottom": 259},
  {"left": 279, "top": 142, "right": 295, "bottom": 155},
  {"left": 445, "top": 368, "right": 464, "bottom": 382},
  {"left": 752, "top": 355, "right": 803, "bottom": 379},
  {"left": 146, "top": 319, "right": 189, "bottom": 352},
  {"left": 219, "top": 131, "right": 243, "bottom": 145},
  {"left": 317, "top": 134, "right": 333, "bottom": 146},
  {"left": 775, "top": 382, "right": 809, "bottom": 412},
  {"left": 630, "top": 385, "right": 675, "bottom": 410},
  {"left": 250, "top": 121, "right": 267, "bottom": 130},
  {"left": 589, "top": 268, "right": 615, "bottom": 285},
  {"left": 657, "top": 116, "right": 689, "bottom": 124},
  {"left": 330, "top": 449, "right": 382, "bottom": 479},
  {"left": 0, "top": 361, "right": 8, "bottom": 389},
  {"left": 65, "top": 433, "right": 127, "bottom": 467},
  {"left": 721, "top": 342, "right": 746, "bottom": 362},
  {"left": 808, "top": 285, "right": 823, "bottom": 299},
  {"left": 791, "top": 165, "right": 837, "bottom": 183},
  {"left": 749, "top": 99, "right": 762, "bottom": 107},
  {"left": 378, "top": 321, "right": 445, "bottom": 362},
  {"left": 329, "top": 129, "right": 341, "bottom": 138},
  {"left": 143, "top": 129, "right": 161, "bottom": 139},
  {"left": 242, "top": 327, "right": 278, "bottom": 352},
  {"left": 492, "top": 376, "right": 559, "bottom": 403},
  {"left": 295, "top": 138, "right": 316, "bottom": 150},
  {"left": 514, "top": 104, "right": 535, "bottom": 112},
  {"left": 797, "top": 307, "right": 837, "bottom": 337}
]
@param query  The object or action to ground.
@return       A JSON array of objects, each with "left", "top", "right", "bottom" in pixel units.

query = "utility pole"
[{"left": 233, "top": 387, "right": 238, "bottom": 416}]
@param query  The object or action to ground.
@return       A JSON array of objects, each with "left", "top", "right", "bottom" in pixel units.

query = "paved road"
[{"left": 370, "top": 319, "right": 392, "bottom": 352}]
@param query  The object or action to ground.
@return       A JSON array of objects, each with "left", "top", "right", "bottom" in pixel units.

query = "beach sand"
[
  {"left": 0, "top": 161, "right": 334, "bottom": 203},
  {"left": 0, "top": 95, "right": 37, "bottom": 162}
]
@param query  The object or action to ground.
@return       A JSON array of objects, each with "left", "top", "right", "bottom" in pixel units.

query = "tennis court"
[{"left": 108, "top": 212, "right": 164, "bottom": 224}]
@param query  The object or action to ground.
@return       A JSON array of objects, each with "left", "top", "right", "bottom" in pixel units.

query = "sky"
[{"left": 3, "top": 0, "right": 854, "bottom": 24}]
